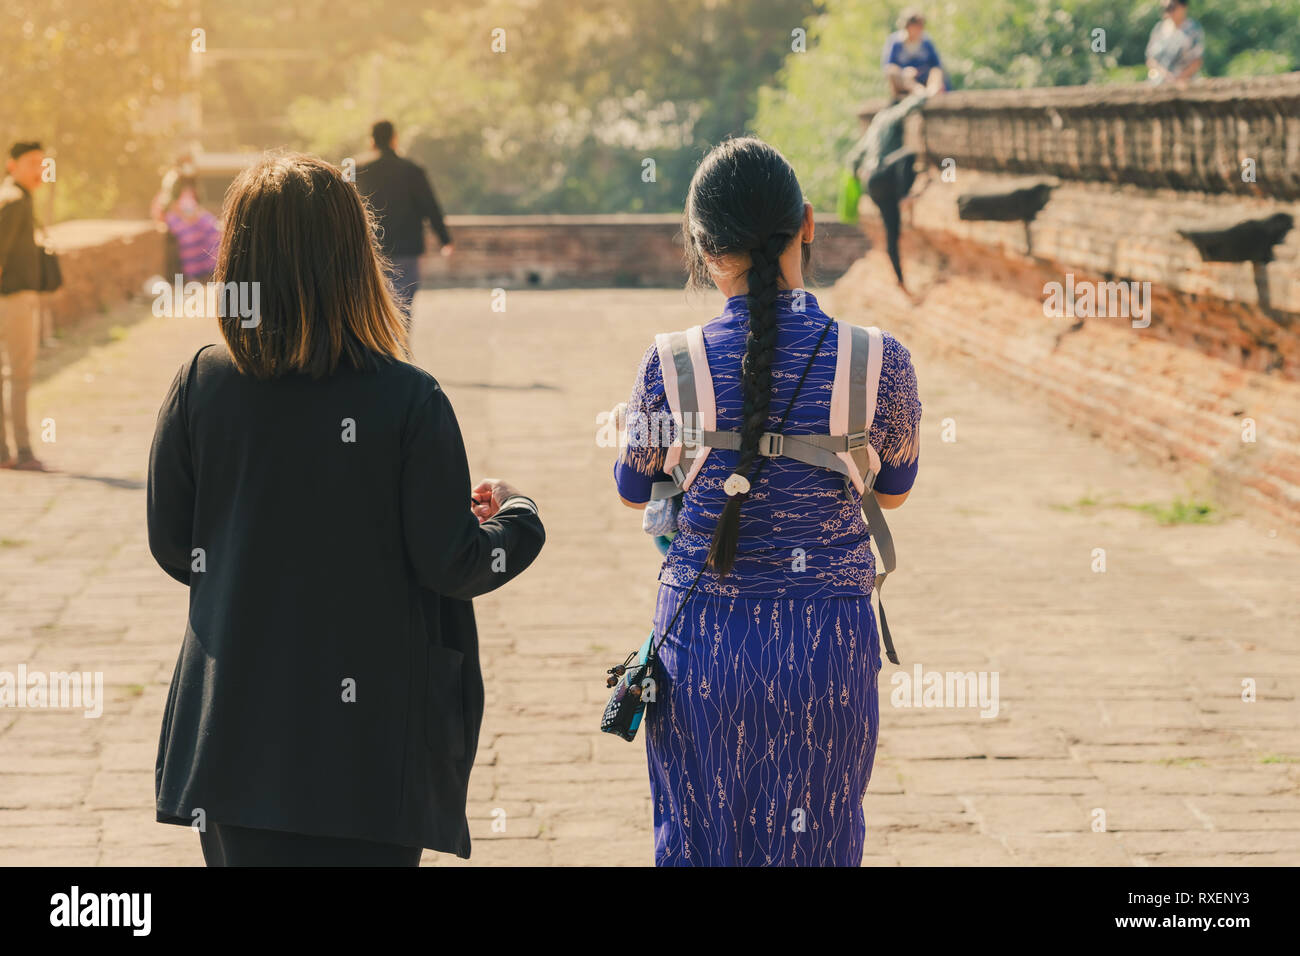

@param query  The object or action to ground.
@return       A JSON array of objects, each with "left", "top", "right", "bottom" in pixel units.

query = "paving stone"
[
  {"left": 1001, "top": 832, "right": 1133, "bottom": 866},
  {"left": 0, "top": 844, "right": 100, "bottom": 866},
  {"left": 0, "top": 824, "right": 100, "bottom": 849},
  {"left": 0, "top": 286, "right": 1295, "bottom": 867}
]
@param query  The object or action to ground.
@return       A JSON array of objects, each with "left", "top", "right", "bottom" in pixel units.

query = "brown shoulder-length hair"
[{"left": 215, "top": 152, "right": 407, "bottom": 379}]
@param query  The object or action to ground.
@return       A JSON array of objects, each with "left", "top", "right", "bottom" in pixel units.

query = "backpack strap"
[
  {"left": 649, "top": 318, "right": 904, "bottom": 664},
  {"left": 703, "top": 430, "right": 865, "bottom": 475},
  {"left": 655, "top": 326, "right": 716, "bottom": 494},
  {"left": 836, "top": 323, "right": 896, "bottom": 591},
  {"left": 831, "top": 322, "right": 885, "bottom": 492},
  {"left": 845, "top": 322, "right": 900, "bottom": 665}
]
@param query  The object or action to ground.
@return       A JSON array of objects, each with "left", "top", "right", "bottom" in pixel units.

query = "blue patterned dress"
[{"left": 614, "top": 291, "right": 922, "bottom": 866}]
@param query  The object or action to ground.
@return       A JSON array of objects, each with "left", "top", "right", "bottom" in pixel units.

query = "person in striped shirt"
[{"left": 162, "top": 189, "right": 221, "bottom": 282}]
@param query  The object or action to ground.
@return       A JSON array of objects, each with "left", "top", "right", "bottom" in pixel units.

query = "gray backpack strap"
[
  {"left": 847, "top": 325, "right": 884, "bottom": 488},
  {"left": 702, "top": 431, "right": 863, "bottom": 479},
  {"left": 863, "top": 488, "right": 900, "bottom": 665},
  {"left": 664, "top": 330, "right": 697, "bottom": 487},
  {"left": 861, "top": 490, "right": 896, "bottom": 588},
  {"left": 656, "top": 329, "right": 704, "bottom": 490},
  {"left": 848, "top": 324, "right": 900, "bottom": 665},
  {"left": 649, "top": 480, "right": 681, "bottom": 501}
]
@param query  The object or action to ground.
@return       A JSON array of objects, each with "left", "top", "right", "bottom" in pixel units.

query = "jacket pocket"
[{"left": 425, "top": 645, "right": 466, "bottom": 760}]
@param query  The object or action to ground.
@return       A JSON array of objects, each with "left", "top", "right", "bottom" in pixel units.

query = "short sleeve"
[
  {"left": 882, "top": 35, "right": 900, "bottom": 70},
  {"left": 1186, "top": 23, "right": 1205, "bottom": 60},
  {"left": 612, "top": 343, "right": 675, "bottom": 504},
  {"left": 871, "top": 333, "right": 922, "bottom": 495},
  {"left": 926, "top": 38, "right": 943, "bottom": 70}
]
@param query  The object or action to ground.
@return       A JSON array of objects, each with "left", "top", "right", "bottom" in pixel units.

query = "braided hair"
[{"left": 682, "top": 137, "right": 811, "bottom": 577}]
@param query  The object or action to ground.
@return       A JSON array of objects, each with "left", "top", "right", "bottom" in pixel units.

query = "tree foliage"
[{"left": 2, "top": 0, "right": 1297, "bottom": 220}]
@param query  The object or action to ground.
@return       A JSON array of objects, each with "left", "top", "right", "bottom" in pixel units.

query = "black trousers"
[
  {"left": 866, "top": 149, "right": 919, "bottom": 285},
  {"left": 200, "top": 822, "right": 423, "bottom": 867}
]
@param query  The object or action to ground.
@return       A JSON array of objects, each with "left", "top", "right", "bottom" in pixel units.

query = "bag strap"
[
  {"left": 700, "top": 429, "right": 867, "bottom": 474},
  {"left": 862, "top": 487, "right": 899, "bottom": 665},
  {"left": 656, "top": 326, "right": 715, "bottom": 490},
  {"left": 650, "top": 313, "right": 836, "bottom": 661},
  {"left": 847, "top": 325, "right": 885, "bottom": 485}
]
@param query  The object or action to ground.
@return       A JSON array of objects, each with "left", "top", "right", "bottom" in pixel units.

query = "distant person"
[
  {"left": 882, "top": 8, "right": 946, "bottom": 101},
  {"left": 355, "top": 121, "right": 454, "bottom": 330},
  {"left": 151, "top": 155, "right": 206, "bottom": 279},
  {"left": 158, "top": 185, "right": 221, "bottom": 282},
  {"left": 1146, "top": 0, "right": 1204, "bottom": 86},
  {"left": 148, "top": 153, "right": 544, "bottom": 866},
  {"left": 150, "top": 154, "right": 199, "bottom": 222},
  {"left": 846, "top": 69, "right": 944, "bottom": 297},
  {"left": 0, "top": 141, "right": 49, "bottom": 472}
]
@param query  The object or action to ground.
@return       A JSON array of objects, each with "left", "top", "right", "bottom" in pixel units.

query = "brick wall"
[
  {"left": 419, "top": 214, "right": 869, "bottom": 289},
  {"left": 846, "top": 77, "right": 1300, "bottom": 530},
  {"left": 38, "top": 214, "right": 868, "bottom": 332},
  {"left": 860, "top": 73, "right": 1300, "bottom": 200},
  {"left": 43, "top": 220, "right": 164, "bottom": 332},
  {"left": 888, "top": 171, "right": 1300, "bottom": 378}
]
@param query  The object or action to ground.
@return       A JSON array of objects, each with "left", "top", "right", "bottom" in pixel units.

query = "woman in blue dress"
[{"left": 613, "top": 138, "right": 921, "bottom": 866}]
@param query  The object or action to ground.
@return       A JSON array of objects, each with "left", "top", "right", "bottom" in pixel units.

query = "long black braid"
[
  {"left": 705, "top": 231, "right": 788, "bottom": 574},
  {"left": 681, "top": 137, "right": 811, "bottom": 577}
]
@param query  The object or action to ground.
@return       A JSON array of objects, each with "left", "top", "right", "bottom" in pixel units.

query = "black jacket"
[
  {"left": 0, "top": 179, "right": 40, "bottom": 294},
  {"left": 147, "top": 344, "right": 544, "bottom": 856},
  {"left": 355, "top": 149, "right": 452, "bottom": 257}
]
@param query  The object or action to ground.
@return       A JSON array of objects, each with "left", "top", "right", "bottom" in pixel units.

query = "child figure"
[{"left": 163, "top": 189, "right": 221, "bottom": 283}]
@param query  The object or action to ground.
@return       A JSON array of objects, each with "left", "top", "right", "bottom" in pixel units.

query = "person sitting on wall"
[
  {"left": 882, "top": 8, "right": 947, "bottom": 102},
  {"left": 1146, "top": 0, "right": 1204, "bottom": 87}
]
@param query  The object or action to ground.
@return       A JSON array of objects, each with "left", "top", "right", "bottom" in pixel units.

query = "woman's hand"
[{"left": 471, "top": 477, "right": 523, "bottom": 523}]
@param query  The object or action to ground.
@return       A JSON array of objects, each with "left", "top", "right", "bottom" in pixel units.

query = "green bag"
[{"left": 837, "top": 167, "right": 862, "bottom": 224}]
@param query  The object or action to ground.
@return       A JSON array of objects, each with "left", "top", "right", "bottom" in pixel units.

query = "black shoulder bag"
[
  {"left": 37, "top": 224, "right": 62, "bottom": 293},
  {"left": 601, "top": 314, "right": 836, "bottom": 741}
]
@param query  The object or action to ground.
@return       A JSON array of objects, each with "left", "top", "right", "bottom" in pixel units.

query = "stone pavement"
[{"left": 0, "top": 286, "right": 1296, "bottom": 866}]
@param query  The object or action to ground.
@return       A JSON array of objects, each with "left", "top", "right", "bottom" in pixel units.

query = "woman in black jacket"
[{"left": 147, "top": 153, "right": 544, "bottom": 866}]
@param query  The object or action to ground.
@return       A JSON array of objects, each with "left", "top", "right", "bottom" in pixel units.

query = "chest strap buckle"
[{"left": 757, "top": 432, "right": 784, "bottom": 457}]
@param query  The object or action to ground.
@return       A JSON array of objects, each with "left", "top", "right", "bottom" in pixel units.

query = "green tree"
[
  {"left": 757, "top": 0, "right": 1300, "bottom": 209},
  {"left": 288, "top": 0, "right": 817, "bottom": 214},
  {"left": 0, "top": 0, "right": 191, "bottom": 220}
]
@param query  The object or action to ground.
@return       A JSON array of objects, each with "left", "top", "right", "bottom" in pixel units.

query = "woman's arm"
[
  {"left": 874, "top": 490, "right": 911, "bottom": 510},
  {"left": 147, "top": 362, "right": 197, "bottom": 584},
  {"left": 870, "top": 333, "right": 922, "bottom": 508},
  {"left": 401, "top": 389, "right": 545, "bottom": 601},
  {"left": 612, "top": 345, "right": 673, "bottom": 508}
]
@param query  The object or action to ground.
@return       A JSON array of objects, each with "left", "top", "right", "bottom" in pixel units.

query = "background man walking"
[{"left": 355, "top": 120, "right": 454, "bottom": 330}]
